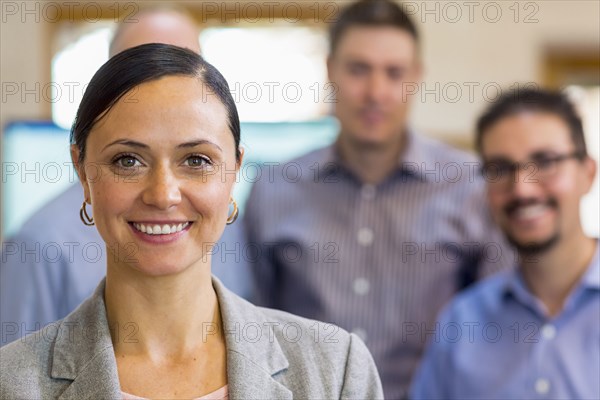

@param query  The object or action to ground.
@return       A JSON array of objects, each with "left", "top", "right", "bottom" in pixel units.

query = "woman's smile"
[{"left": 129, "top": 221, "right": 193, "bottom": 244}]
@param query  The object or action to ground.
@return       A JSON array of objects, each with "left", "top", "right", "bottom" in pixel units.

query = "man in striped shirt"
[{"left": 244, "top": 1, "right": 513, "bottom": 398}]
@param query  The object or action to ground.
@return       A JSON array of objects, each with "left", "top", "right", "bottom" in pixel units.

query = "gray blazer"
[{"left": 1, "top": 277, "right": 383, "bottom": 399}]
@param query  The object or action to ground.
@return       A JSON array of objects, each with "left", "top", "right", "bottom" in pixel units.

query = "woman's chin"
[{"left": 116, "top": 258, "right": 201, "bottom": 278}]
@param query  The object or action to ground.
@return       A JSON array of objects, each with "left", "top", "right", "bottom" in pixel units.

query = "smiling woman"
[{"left": 0, "top": 44, "right": 383, "bottom": 400}]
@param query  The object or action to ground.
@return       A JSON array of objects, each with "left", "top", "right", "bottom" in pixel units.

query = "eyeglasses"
[{"left": 480, "top": 151, "right": 584, "bottom": 187}]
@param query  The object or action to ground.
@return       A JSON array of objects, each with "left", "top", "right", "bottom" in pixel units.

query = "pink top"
[{"left": 122, "top": 385, "right": 228, "bottom": 400}]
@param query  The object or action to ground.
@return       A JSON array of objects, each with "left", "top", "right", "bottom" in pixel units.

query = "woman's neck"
[{"left": 104, "top": 257, "right": 223, "bottom": 360}]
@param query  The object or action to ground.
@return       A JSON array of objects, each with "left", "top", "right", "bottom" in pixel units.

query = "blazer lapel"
[
  {"left": 50, "top": 277, "right": 294, "bottom": 399},
  {"left": 227, "top": 351, "right": 292, "bottom": 400},
  {"left": 50, "top": 280, "right": 121, "bottom": 400},
  {"left": 213, "top": 277, "right": 293, "bottom": 400},
  {"left": 56, "top": 348, "right": 121, "bottom": 400}
]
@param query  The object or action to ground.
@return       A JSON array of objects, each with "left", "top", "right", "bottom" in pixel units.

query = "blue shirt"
[
  {"left": 245, "top": 131, "right": 514, "bottom": 399},
  {"left": 1, "top": 184, "right": 253, "bottom": 346},
  {"left": 411, "top": 242, "right": 600, "bottom": 400}
]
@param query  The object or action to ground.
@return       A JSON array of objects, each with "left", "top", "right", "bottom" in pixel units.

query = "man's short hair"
[
  {"left": 476, "top": 88, "right": 588, "bottom": 158},
  {"left": 329, "top": 0, "right": 419, "bottom": 55}
]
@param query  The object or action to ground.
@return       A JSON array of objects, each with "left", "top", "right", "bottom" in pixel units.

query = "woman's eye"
[
  {"left": 115, "top": 155, "right": 140, "bottom": 168},
  {"left": 186, "top": 156, "right": 210, "bottom": 167}
]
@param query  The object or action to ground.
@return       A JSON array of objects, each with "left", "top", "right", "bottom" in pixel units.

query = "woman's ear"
[
  {"left": 70, "top": 145, "right": 91, "bottom": 202},
  {"left": 236, "top": 147, "right": 245, "bottom": 172},
  {"left": 229, "top": 147, "right": 245, "bottom": 198}
]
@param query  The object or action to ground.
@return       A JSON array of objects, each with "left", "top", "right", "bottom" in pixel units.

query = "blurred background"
[{"left": 1, "top": 0, "right": 599, "bottom": 241}]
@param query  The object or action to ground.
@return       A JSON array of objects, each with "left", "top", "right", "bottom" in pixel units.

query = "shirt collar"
[
  {"left": 503, "top": 239, "right": 600, "bottom": 307},
  {"left": 503, "top": 269, "right": 537, "bottom": 309},
  {"left": 318, "top": 128, "right": 436, "bottom": 182},
  {"left": 398, "top": 129, "right": 439, "bottom": 181}
]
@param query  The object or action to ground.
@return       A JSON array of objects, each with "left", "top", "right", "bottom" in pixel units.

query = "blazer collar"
[
  {"left": 50, "top": 280, "right": 121, "bottom": 399},
  {"left": 49, "top": 278, "right": 292, "bottom": 400},
  {"left": 212, "top": 277, "right": 292, "bottom": 399}
]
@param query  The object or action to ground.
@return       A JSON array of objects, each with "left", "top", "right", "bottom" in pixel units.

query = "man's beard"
[
  {"left": 506, "top": 231, "right": 560, "bottom": 256},
  {"left": 503, "top": 197, "right": 560, "bottom": 256}
]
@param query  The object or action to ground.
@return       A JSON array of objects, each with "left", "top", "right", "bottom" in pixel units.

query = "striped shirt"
[{"left": 244, "top": 131, "right": 514, "bottom": 399}]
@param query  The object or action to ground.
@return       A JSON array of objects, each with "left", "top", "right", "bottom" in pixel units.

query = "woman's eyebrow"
[
  {"left": 101, "top": 139, "right": 223, "bottom": 153},
  {"left": 102, "top": 139, "right": 149, "bottom": 152},
  {"left": 177, "top": 140, "right": 223, "bottom": 153}
]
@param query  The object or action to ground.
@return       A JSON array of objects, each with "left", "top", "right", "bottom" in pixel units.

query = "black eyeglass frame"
[{"left": 479, "top": 151, "right": 586, "bottom": 183}]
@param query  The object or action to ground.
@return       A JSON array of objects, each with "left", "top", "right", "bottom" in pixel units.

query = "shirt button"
[
  {"left": 541, "top": 324, "right": 556, "bottom": 340},
  {"left": 352, "top": 328, "right": 368, "bottom": 342},
  {"left": 357, "top": 227, "right": 374, "bottom": 246},
  {"left": 535, "top": 378, "right": 550, "bottom": 395},
  {"left": 361, "top": 184, "right": 376, "bottom": 200},
  {"left": 353, "top": 277, "right": 370, "bottom": 296}
]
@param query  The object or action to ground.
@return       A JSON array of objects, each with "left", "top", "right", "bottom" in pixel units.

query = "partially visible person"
[
  {"left": 0, "top": 43, "right": 383, "bottom": 399},
  {"left": 109, "top": 6, "right": 200, "bottom": 55},
  {"left": 1, "top": 7, "right": 252, "bottom": 347},
  {"left": 411, "top": 89, "right": 599, "bottom": 399},
  {"left": 244, "top": 1, "right": 513, "bottom": 398}
]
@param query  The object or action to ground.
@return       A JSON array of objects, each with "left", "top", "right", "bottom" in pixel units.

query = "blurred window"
[
  {"left": 51, "top": 25, "right": 330, "bottom": 127},
  {"left": 567, "top": 86, "right": 600, "bottom": 237},
  {"left": 200, "top": 26, "right": 330, "bottom": 122}
]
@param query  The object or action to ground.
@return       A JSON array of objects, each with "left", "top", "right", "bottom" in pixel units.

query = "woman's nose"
[{"left": 141, "top": 165, "right": 182, "bottom": 210}]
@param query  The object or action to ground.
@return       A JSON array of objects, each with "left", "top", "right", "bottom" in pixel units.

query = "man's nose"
[
  {"left": 366, "top": 73, "right": 388, "bottom": 102},
  {"left": 509, "top": 164, "right": 543, "bottom": 197}
]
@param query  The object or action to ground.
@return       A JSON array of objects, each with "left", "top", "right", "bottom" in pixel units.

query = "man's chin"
[
  {"left": 506, "top": 232, "right": 560, "bottom": 255},
  {"left": 347, "top": 132, "right": 394, "bottom": 150}
]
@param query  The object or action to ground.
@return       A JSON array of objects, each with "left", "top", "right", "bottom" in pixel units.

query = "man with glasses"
[{"left": 411, "top": 88, "right": 599, "bottom": 399}]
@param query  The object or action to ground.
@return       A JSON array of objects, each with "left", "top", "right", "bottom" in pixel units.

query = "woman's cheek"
[{"left": 90, "top": 178, "right": 131, "bottom": 228}]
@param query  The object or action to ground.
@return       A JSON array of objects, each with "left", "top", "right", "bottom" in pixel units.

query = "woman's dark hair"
[
  {"left": 476, "top": 88, "right": 587, "bottom": 157},
  {"left": 71, "top": 43, "right": 241, "bottom": 165}
]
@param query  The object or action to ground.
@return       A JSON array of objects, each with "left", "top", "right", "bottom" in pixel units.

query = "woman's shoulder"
[
  {"left": 214, "top": 278, "right": 383, "bottom": 398},
  {"left": 261, "top": 305, "right": 378, "bottom": 375},
  {"left": 0, "top": 322, "right": 64, "bottom": 398},
  {"left": 256, "top": 304, "right": 356, "bottom": 353},
  {"left": 1, "top": 283, "right": 110, "bottom": 399},
  {"left": 253, "top": 305, "right": 383, "bottom": 398},
  {"left": 216, "top": 277, "right": 360, "bottom": 359},
  {"left": 1, "top": 319, "right": 62, "bottom": 365}
]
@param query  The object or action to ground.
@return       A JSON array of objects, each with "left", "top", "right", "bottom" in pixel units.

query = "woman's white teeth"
[{"left": 133, "top": 222, "right": 189, "bottom": 235}]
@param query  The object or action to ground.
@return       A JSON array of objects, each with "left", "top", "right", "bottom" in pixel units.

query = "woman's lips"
[
  {"left": 128, "top": 221, "right": 193, "bottom": 244},
  {"left": 131, "top": 222, "right": 190, "bottom": 235}
]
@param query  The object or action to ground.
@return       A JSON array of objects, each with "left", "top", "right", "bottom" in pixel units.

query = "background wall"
[
  {"left": 1, "top": 0, "right": 599, "bottom": 240},
  {"left": 2, "top": 1, "right": 598, "bottom": 134},
  {"left": 413, "top": 0, "right": 600, "bottom": 140}
]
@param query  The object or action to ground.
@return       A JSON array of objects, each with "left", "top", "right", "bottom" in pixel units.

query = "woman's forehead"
[
  {"left": 115, "top": 75, "right": 221, "bottom": 110},
  {"left": 90, "top": 76, "right": 232, "bottom": 146}
]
